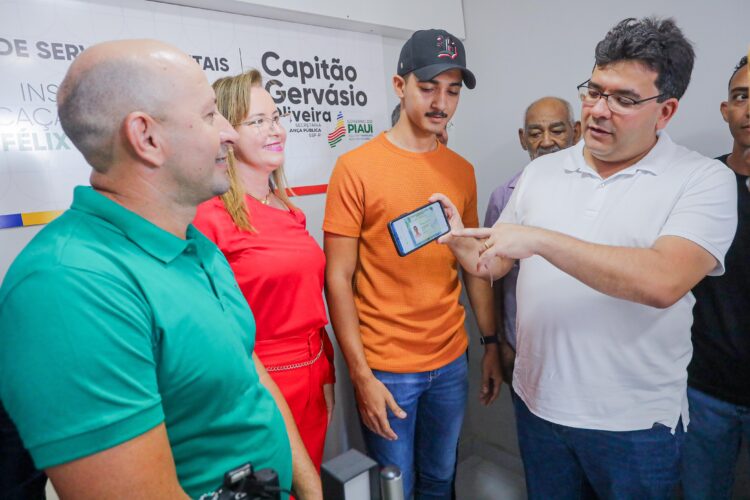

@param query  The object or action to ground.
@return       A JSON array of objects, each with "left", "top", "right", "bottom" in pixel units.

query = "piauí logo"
[{"left": 327, "top": 111, "right": 345, "bottom": 148}]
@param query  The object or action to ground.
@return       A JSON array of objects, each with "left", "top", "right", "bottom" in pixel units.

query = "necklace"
[{"left": 249, "top": 191, "right": 271, "bottom": 205}]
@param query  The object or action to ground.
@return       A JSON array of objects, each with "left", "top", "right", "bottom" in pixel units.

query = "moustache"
[{"left": 533, "top": 145, "right": 562, "bottom": 158}]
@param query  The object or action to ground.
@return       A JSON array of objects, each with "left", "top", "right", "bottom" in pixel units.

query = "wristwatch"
[{"left": 479, "top": 334, "right": 499, "bottom": 345}]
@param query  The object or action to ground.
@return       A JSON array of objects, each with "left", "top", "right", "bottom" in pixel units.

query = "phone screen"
[{"left": 388, "top": 201, "right": 450, "bottom": 256}]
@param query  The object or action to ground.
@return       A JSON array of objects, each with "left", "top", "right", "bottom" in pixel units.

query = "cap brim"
[{"left": 413, "top": 63, "right": 476, "bottom": 89}]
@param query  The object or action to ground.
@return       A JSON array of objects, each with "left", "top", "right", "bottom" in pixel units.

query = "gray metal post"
[{"left": 379, "top": 466, "right": 404, "bottom": 500}]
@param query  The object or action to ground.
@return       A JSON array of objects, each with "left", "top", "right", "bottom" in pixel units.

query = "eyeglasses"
[
  {"left": 239, "top": 113, "right": 288, "bottom": 132},
  {"left": 577, "top": 79, "right": 664, "bottom": 114}
]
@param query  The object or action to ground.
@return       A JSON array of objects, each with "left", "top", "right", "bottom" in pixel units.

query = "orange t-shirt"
[{"left": 323, "top": 132, "right": 479, "bottom": 372}]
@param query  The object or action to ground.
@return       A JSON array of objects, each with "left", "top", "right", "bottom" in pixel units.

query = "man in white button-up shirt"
[{"left": 432, "top": 17, "right": 738, "bottom": 499}]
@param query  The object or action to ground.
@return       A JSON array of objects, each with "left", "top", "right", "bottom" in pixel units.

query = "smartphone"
[{"left": 388, "top": 201, "right": 450, "bottom": 256}]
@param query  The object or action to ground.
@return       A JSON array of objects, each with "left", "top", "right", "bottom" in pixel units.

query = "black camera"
[{"left": 203, "top": 462, "right": 281, "bottom": 500}]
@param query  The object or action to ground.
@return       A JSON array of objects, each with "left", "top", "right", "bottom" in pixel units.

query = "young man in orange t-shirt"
[{"left": 323, "top": 29, "right": 502, "bottom": 499}]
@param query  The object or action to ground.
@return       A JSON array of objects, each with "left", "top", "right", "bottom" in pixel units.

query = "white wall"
[{"left": 166, "top": 0, "right": 466, "bottom": 38}]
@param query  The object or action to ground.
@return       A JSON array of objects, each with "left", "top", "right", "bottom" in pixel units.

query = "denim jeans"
[
  {"left": 682, "top": 386, "right": 750, "bottom": 499},
  {"left": 0, "top": 403, "right": 47, "bottom": 499},
  {"left": 362, "top": 353, "right": 468, "bottom": 500},
  {"left": 513, "top": 395, "right": 683, "bottom": 499}
]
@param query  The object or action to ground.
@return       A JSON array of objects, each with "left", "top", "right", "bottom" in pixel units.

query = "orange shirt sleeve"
[{"left": 323, "top": 156, "right": 365, "bottom": 237}]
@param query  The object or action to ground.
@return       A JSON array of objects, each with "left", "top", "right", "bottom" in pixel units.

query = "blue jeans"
[
  {"left": 362, "top": 353, "right": 468, "bottom": 500},
  {"left": 513, "top": 395, "right": 683, "bottom": 499},
  {"left": 682, "top": 386, "right": 750, "bottom": 499}
]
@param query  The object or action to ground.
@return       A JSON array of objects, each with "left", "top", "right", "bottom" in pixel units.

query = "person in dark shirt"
[
  {"left": 682, "top": 55, "right": 750, "bottom": 499},
  {"left": 0, "top": 403, "right": 46, "bottom": 499}
]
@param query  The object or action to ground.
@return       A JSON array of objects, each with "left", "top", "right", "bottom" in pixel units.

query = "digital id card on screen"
[{"left": 389, "top": 202, "right": 450, "bottom": 256}]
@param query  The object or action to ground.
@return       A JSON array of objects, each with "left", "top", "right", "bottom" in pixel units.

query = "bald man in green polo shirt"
[{"left": 0, "top": 40, "right": 321, "bottom": 499}]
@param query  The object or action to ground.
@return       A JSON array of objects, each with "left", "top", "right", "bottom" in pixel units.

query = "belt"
[{"left": 265, "top": 341, "right": 325, "bottom": 372}]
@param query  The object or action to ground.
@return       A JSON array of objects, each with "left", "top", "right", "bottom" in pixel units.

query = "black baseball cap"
[{"left": 397, "top": 29, "right": 476, "bottom": 89}]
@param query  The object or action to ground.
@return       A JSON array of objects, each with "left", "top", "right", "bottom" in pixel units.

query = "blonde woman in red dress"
[{"left": 194, "top": 69, "right": 335, "bottom": 471}]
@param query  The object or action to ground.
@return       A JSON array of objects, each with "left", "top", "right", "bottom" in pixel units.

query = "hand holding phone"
[
  {"left": 427, "top": 193, "right": 465, "bottom": 238},
  {"left": 388, "top": 201, "right": 451, "bottom": 256}
]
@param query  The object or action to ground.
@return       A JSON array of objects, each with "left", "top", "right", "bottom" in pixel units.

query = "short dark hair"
[
  {"left": 594, "top": 17, "right": 695, "bottom": 101},
  {"left": 728, "top": 56, "right": 748, "bottom": 90}
]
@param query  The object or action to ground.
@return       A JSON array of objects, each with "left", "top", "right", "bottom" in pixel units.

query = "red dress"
[{"left": 193, "top": 196, "right": 334, "bottom": 471}]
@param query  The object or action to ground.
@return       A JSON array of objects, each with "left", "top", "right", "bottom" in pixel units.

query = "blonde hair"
[{"left": 212, "top": 69, "right": 294, "bottom": 232}]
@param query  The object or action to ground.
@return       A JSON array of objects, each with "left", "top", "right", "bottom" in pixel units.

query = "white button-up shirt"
[{"left": 500, "top": 132, "right": 737, "bottom": 431}]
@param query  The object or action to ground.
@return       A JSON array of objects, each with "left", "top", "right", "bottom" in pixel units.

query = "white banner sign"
[{"left": 0, "top": 0, "right": 388, "bottom": 229}]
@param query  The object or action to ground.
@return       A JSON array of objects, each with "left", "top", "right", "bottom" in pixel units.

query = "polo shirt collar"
[
  {"left": 566, "top": 131, "right": 674, "bottom": 178},
  {"left": 71, "top": 186, "right": 194, "bottom": 264}
]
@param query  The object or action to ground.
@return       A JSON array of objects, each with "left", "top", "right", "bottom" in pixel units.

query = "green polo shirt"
[{"left": 0, "top": 186, "right": 292, "bottom": 498}]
